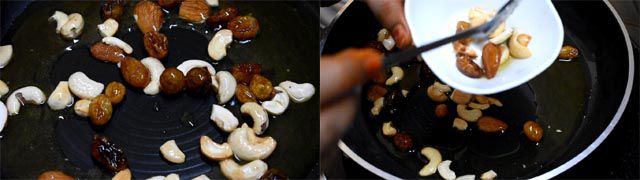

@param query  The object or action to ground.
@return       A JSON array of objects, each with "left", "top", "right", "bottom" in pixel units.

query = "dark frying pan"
[
  {"left": 0, "top": 1, "right": 319, "bottom": 179},
  {"left": 322, "top": 0, "right": 634, "bottom": 179}
]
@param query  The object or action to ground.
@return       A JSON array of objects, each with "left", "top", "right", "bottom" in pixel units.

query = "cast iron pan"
[
  {"left": 0, "top": 0, "right": 319, "bottom": 179},
  {"left": 322, "top": 1, "right": 634, "bottom": 179}
]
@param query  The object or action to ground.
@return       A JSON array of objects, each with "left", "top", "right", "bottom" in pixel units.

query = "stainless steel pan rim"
[{"left": 334, "top": 0, "right": 635, "bottom": 179}]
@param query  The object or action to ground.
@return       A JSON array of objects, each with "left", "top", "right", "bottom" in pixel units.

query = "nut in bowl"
[{"left": 405, "top": 0, "right": 564, "bottom": 95}]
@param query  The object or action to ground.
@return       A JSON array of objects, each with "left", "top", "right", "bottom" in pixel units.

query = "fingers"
[
  {"left": 320, "top": 94, "right": 357, "bottom": 153},
  {"left": 320, "top": 48, "right": 382, "bottom": 104},
  {"left": 366, "top": 0, "right": 413, "bottom": 49}
]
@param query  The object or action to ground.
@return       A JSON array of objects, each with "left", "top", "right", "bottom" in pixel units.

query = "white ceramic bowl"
[{"left": 405, "top": 0, "right": 563, "bottom": 95}]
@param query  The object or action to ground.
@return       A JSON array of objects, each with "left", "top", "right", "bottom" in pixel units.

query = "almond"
[
  {"left": 456, "top": 54, "right": 483, "bottom": 78},
  {"left": 158, "top": 0, "right": 183, "bottom": 8},
  {"left": 482, "top": 43, "right": 501, "bottom": 79},
  {"left": 477, "top": 116, "right": 508, "bottom": 133},
  {"left": 134, "top": 0, "right": 164, "bottom": 34},
  {"left": 90, "top": 42, "right": 126, "bottom": 63},
  {"left": 179, "top": 0, "right": 209, "bottom": 23}
]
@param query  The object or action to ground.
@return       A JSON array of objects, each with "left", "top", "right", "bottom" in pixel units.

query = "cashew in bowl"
[
  {"left": 210, "top": 104, "right": 239, "bottom": 133},
  {"left": 60, "top": 13, "right": 84, "bottom": 39},
  {"left": 456, "top": 105, "right": 482, "bottom": 122},
  {"left": 0, "top": 80, "right": 9, "bottom": 97},
  {"left": 437, "top": 160, "right": 456, "bottom": 180},
  {"left": 68, "top": 72, "right": 104, "bottom": 99},
  {"left": 0, "top": 102, "right": 7, "bottom": 132},
  {"left": 6, "top": 86, "right": 46, "bottom": 115},
  {"left": 200, "top": 135, "right": 232, "bottom": 161},
  {"left": 141, "top": 57, "right": 165, "bottom": 95},
  {"left": 228, "top": 123, "right": 277, "bottom": 161},
  {"left": 49, "top": 11, "right": 68, "bottom": 33},
  {"left": 385, "top": 66, "right": 404, "bottom": 86},
  {"left": 279, "top": 81, "right": 315, "bottom": 103},
  {"left": 160, "top": 140, "right": 186, "bottom": 164},
  {"left": 489, "top": 27, "right": 513, "bottom": 45},
  {"left": 480, "top": 170, "right": 497, "bottom": 180},
  {"left": 419, "top": 147, "right": 442, "bottom": 177},
  {"left": 177, "top": 60, "right": 217, "bottom": 87},
  {"left": 262, "top": 86, "right": 289, "bottom": 115},
  {"left": 240, "top": 102, "right": 269, "bottom": 135},
  {"left": 112, "top": 169, "right": 131, "bottom": 180},
  {"left": 468, "top": 7, "right": 492, "bottom": 27},
  {"left": 456, "top": 175, "right": 476, "bottom": 180},
  {"left": 98, "top": 18, "right": 119, "bottom": 37},
  {"left": 208, "top": 29, "right": 233, "bottom": 61},
  {"left": 74, "top": 99, "right": 91, "bottom": 117},
  {"left": 0, "top": 45, "right": 13, "bottom": 68},
  {"left": 103, "top": 37, "right": 133, "bottom": 54},
  {"left": 382, "top": 121, "right": 397, "bottom": 137},
  {"left": 427, "top": 82, "right": 451, "bottom": 102},
  {"left": 220, "top": 159, "right": 268, "bottom": 180},
  {"left": 450, "top": 89, "right": 472, "bottom": 105},
  {"left": 370, "top": 97, "right": 384, "bottom": 116},
  {"left": 47, "top": 81, "right": 74, "bottom": 110},
  {"left": 452, "top": 118, "right": 468, "bottom": 131},
  {"left": 509, "top": 29, "right": 532, "bottom": 58},
  {"left": 499, "top": 44, "right": 510, "bottom": 65},
  {"left": 215, "top": 71, "right": 236, "bottom": 104}
]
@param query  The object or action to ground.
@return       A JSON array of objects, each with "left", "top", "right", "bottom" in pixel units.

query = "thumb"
[
  {"left": 320, "top": 48, "right": 382, "bottom": 104},
  {"left": 366, "top": 0, "right": 413, "bottom": 49}
]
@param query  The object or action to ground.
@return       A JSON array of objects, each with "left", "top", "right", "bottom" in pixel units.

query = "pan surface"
[
  {"left": 322, "top": 1, "right": 633, "bottom": 179},
  {"left": 0, "top": 1, "right": 318, "bottom": 179}
]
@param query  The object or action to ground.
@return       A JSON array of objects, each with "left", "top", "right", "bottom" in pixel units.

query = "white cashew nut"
[
  {"left": 437, "top": 160, "right": 456, "bottom": 180},
  {"left": 68, "top": 72, "right": 104, "bottom": 100},
  {"left": 456, "top": 175, "right": 476, "bottom": 180},
  {"left": 419, "top": 147, "right": 442, "bottom": 177},
  {"left": 0, "top": 45, "right": 13, "bottom": 68},
  {"left": 60, "top": 13, "right": 84, "bottom": 39},
  {"left": 261, "top": 86, "right": 289, "bottom": 115},
  {"left": 279, "top": 81, "right": 315, "bottom": 103},
  {"left": 103, "top": 37, "right": 133, "bottom": 54},
  {"left": 0, "top": 80, "right": 9, "bottom": 97},
  {"left": 220, "top": 159, "right": 268, "bottom": 180},
  {"left": 205, "top": 0, "right": 219, "bottom": 7},
  {"left": 7, "top": 86, "right": 46, "bottom": 116},
  {"left": 480, "top": 170, "right": 497, "bottom": 180},
  {"left": 468, "top": 7, "right": 492, "bottom": 28},
  {"left": 160, "top": 140, "right": 186, "bottom": 164},
  {"left": 427, "top": 82, "right": 451, "bottom": 102},
  {"left": 489, "top": 27, "right": 513, "bottom": 44},
  {"left": 370, "top": 97, "right": 384, "bottom": 116},
  {"left": 177, "top": 60, "right": 218, "bottom": 87},
  {"left": 200, "top": 135, "right": 232, "bottom": 161},
  {"left": 141, "top": 57, "right": 165, "bottom": 95},
  {"left": 228, "top": 123, "right": 277, "bottom": 161},
  {"left": 215, "top": 71, "right": 236, "bottom": 104},
  {"left": 377, "top": 29, "right": 395, "bottom": 51},
  {"left": 98, "top": 18, "right": 119, "bottom": 37},
  {"left": 240, "top": 102, "right": 269, "bottom": 135},
  {"left": 165, "top": 173, "right": 179, "bottom": 180},
  {"left": 49, "top": 11, "right": 68, "bottom": 33},
  {"left": 382, "top": 121, "right": 397, "bottom": 137},
  {"left": 192, "top": 174, "right": 211, "bottom": 180},
  {"left": 385, "top": 66, "right": 404, "bottom": 86},
  {"left": 499, "top": 44, "right": 510, "bottom": 65},
  {"left": 452, "top": 118, "right": 468, "bottom": 131},
  {"left": 47, "top": 81, "right": 74, "bottom": 110},
  {"left": 208, "top": 29, "right": 233, "bottom": 61},
  {"left": 74, "top": 99, "right": 91, "bottom": 117},
  {"left": 0, "top": 102, "right": 7, "bottom": 132},
  {"left": 210, "top": 104, "right": 239, "bottom": 133},
  {"left": 509, "top": 29, "right": 532, "bottom": 58},
  {"left": 457, "top": 105, "right": 482, "bottom": 122},
  {"left": 112, "top": 169, "right": 131, "bottom": 180}
]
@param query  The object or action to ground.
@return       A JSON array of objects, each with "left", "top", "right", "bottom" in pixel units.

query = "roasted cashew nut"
[
  {"left": 385, "top": 66, "right": 404, "bottom": 86},
  {"left": 456, "top": 175, "right": 476, "bottom": 180},
  {"left": 279, "top": 81, "right": 315, "bottom": 103},
  {"left": 220, "top": 159, "right": 268, "bottom": 180},
  {"left": 437, "top": 160, "right": 456, "bottom": 180},
  {"left": 240, "top": 102, "right": 269, "bottom": 135},
  {"left": 60, "top": 13, "right": 84, "bottom": 39},
  {"left": 215, "top": 71, "right": 236, "bottom": 104},
  {"left": 98, "top": 18, "right": 119, "bottom": 37},
  {"left": 468, "top": 7, "right": 492, "bottom": 28},
  {"left": 141, "top": 57, "right": 165, "bottom": 95},
  {"left": 457, "top": 105, "right": 482, "bottom": 122},
  {"left": 177, "top": 60, "right": 218, "bottom": 87},
  {"left": 499, "top": 44, "right": 510, "bottom": 65},
  {"left": 0, "top": 80, "right": 9, "bottom": 97},
  {"left": 469, "top": 102, "right": 490, "bottom": 110},
  {"left": 68, "top": 72, "right": 104, "bottom": 99},
  {"left": 47, "top": 81, "right": 74, "bottom": 110},
  {"left": 112, "top": 169, "right": 131, "bottom": 180},
  {"left": 480, "top": 170, "right": 497, "bottom": 180},
  {"left": 0, "top": 102, "right": 7, "bottom": 132},
  {"left": 74, "top": 99, "right": 91, "bottom": 117},
  {"left": 370, "top": 97, "right": 384, "bottom": 116},
  {"left": 7, "top": 86, "right": 46, "bottom": 115},
  {"left": 210, "top": 104, "right": 239, "bottom": 133},
  {"left": 0, "top": 45, "right": 13, "bottom": 68},
  {"left": 228, "top": 123, "right": 277, "bottom": 161},
  {"left": 103, "top": 37, "right": 133, "bottom": 54},
  {"left": 452, "top": 118, "right": 468, "bottom": 131},
  {"left": 419, "top": 147, "right": 442, "bottom": 177},
  {"left": 509, "top": 29, "right": 532, "bottom": 58},
  {"left": 262, "top": 86, "right": 289, "bottom": 115},
  {"left": 450, "top": 89, "right": 472, "bottom": 105},
  {"left": 489, "top": 27, "right": 513, "bottom": 44},
  {"left": 427, "top": 82, "right": 451, "bottom": 102},
  {"left": 208, "top": 29, "right": 233, "bottom": 61},
  {"left": 200, "top": 135, "right": 232, "bottom": 161},
  {"left": 160, "top": 140, "right": 186, "bottom": 164},
  {"left": 49, "top": 11, "right": 68, "bottom": 33},
  {"left": 382, "top": 121, "right": 397, "bottom": 137}
]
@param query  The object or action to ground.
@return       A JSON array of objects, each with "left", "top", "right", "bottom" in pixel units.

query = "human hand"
[{"left": 366, "top": 0, "right": 413, "bottom": 49}]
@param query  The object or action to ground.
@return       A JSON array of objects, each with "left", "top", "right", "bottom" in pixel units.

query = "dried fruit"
[
  {"left": 90, "top": 42, "right": 126, "bottom": 63},
  {"left": 105, "top": 82, "right": 126, "bottom": 105},
  {"left": 101, "top": 0, "right": 124, "bottom": 21},
  {"left": 228, "top": 16, "right": 260, "bottom": 40},
  {"left": 91, "top": 135, "right": 128, "bottom": 172},
  {"left": 367, "top": 84, "right": 387, "bottom": 102},
  {"left": 558, "top": 45, "right": 579, "bottom": 59},
  {"left": 523, "top": 121, "right": 543, "bottom": 142},
  {"left": 231, "top": 63, "right": 261, "bottom": 85},
  {"left": 143, "top": 31, "right": 169, "bottom": 59},
  {"left": 185, "top": 67, "right": 213, "bottom": 96},
  {"left": 134, "top": 0, "right": 164, "bottom": 34},
  {"left": 207, "top": 7, "right": 239, "bottom": 27},
  {"left": 236, "top": 84, "right": 257, "bottom": 103},
  {"left": 249, "top": 75, "right": 273, "bottom": 100},
  {"left": 158, "top": 0, "right": 183, "bottom": 8},
  {"left": 160, "top": 68, "right": 185, "bottom": 95},
  {"left": 38, "top": 171, "right": 74, "bottom": 180},
  {"left": 120, "top": 57, "right": 151, "bottom": 89},
  {"left": 477, "top": 116, "right": 508, "bottom": 133},
  {"left": 456, "top": 21, "right": 472, "bottom": 44},
  {"left": 179, "top": 0, "right": 210, "bottom": 23},
  {"left": 393, "top": 132, "right": 413, "bottom": 151},
  {"left": 89, "top": 94, "right": 113, "bottom": 126},
  {"left": 456, "top": 54, "right": 483, "bottom": 78},
  {"left": 435, "top": 104, "right": 448, "bottom": 118},
  {"left": 482, "top": 43, "right": 501, "bottom": 79}
]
